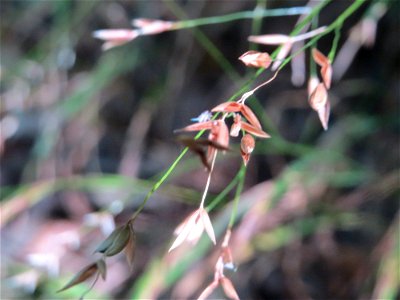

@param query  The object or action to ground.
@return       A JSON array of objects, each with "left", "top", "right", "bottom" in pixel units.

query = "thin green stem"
[
  {"left": 249, "top": 0, "right": 268, "bottom": 51},
  {"left": 206, "top": 167, "right": 242, "bottom": 212},
  {"left": 164, "top": 0, "right": 238, "bottom": 80},
  {"left": 278, "top": 0, "right": 366, "bottom": 73},
  {"left": 129, "top": 0, "right": 364, "bottom": 223},
  {"left": 228, "top": 164, "right": 246, "bottom": 229},
  {"left": 309, "top": 15, "right": 319, "bottom": 77},
  {"left": 329, "top": 23, "right": 342, "bottom": 62},
  {"left": 170, "top": 6, "right": 312, "bottom": 30},
  {"left": 130, "top": 148, "right": 188, "bottom": 221}
]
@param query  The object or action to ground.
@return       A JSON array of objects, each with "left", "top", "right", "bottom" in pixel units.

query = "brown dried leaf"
[
  {"left": 240, "top": 104, "right": 262, "bottom": 130},
  {"left": 312, "top": 48, "right": 327, "bottom": 67},
  {"left": 132, "top": 18, "right": 174, "bottom": 35},
  {"left": 92, "top": 29, "right": 138, "bottom": 41},
  {"left": 309, "top": 83, "right": 330, "bottom": 130},
  {"left": 197, "top": 281, "right": 219, "bottom": 300},
  {"left": 220, "top": 277, "right": 240, "bottom": 300},
  {"left": 271, "top": 42, "right": 293, "bottom": 71},
  {"left": 321, "top": 64, "right": 332, "bottom": 89},
  {"left": 174, "top": 121, "right": 214, "bottom": 133},
  {"left": 124, "top": 225, "right": 136, "bottom": 269},
  {"left": 307, "top": 77, "right": 320, "bottom": 99},
  {"left": 230, "top": 114, "right": 242, "bottom": 137},
  {"left": 211, "top": 102, "right": 242, "bottom": 113},
  {"left": 92, "top": 29, "right": 138, "bottom": 50},
  {"left": 200, "top": 209, "right": 216, "bottom": 245},
  {"left": 240, "top": 134, "right": 255, "bottom": 166},
  {"left": 177, "top": 137, "right": 230, "bottom": 151},
  {"left": 312, "top": 48, "right": 332, "bottom": 88},
  {"left": 215, "top": 121, "right": 230, "bottom": 149},
  {"left": 240, "top": 150, "right": 251, "bottom": 166},
  {"left": 239, "top": 51, "right": 272, "bottom": 69},
  {"left": 240, "top": 121, "right": 270, "bottom": 138},
  {"left": 177, "top": 137, "right": 230, "bottom": 171},
  {"left": 57, "top": 263, "right": 98, "bottom": 292}
]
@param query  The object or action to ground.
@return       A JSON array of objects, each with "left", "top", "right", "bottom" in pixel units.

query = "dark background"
[{"left": 1, "top": 1, "right": 399, "bottom": 299}]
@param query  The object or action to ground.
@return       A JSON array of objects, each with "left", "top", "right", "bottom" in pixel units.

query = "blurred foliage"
[{"left": 1, "top": 1, "right": 399, "bottom": 299}]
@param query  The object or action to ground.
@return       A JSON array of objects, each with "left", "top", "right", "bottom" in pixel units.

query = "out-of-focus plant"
[{"left": 53, "top": 1, "right": 391, "bottom": 299}]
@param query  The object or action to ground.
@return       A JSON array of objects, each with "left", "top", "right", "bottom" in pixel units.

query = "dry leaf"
[
  {"left": 240, "top": 134, "right": 255, "bottom": 154},
  {"left": 239, "top": 51, "right": 272, "bottom": 68},
  {"left": 132, "top": 18, "right": 174, "bottom": 35},
  {"left": 175, "top": 121, "right": 214, "bottom": 133},
  {"left": 169, "top": 208, "right": 216, "bottom": 252},
  {"left": 240, "top": 121, "right": 270, "bottom": 138},
  {"left": 124, "top": 225, "right": 136, "bottom": 269},
  {"left": 239, "top": 104, "right": 262, "bottom": 130},
  {"left": 177, "top": 137, "right": 230, "bottom": 171},
  {"left": 211, "top": 102, "right": 242, "bottom": 113},
  {"left": 211, "top": 102, "right": 262, "bottom": 130},
  {"left": 307, "top": 76, "right": 320, "bottom": 99},
  {"left": 248, "top": 34, "right": 291, "bottom": 45},
  {"left": 220, "top": 277, "right": 240, "bottom": 300},
  {"left": 57, "top": 263, "right": 98, "bottom": 292},
  {"left": 309, "top": 83, "right": 330, "bottom": 130},
  {"left": 240, "top": 134, "right": 255, "bottom": 166},
  {"left": 271, "top": 42, "right": 293, "bottom": 71},
  {"left": 92, "top": 29, "right": 138, "bottom": 50},
  {"left": 197, "top": 281, "right": 219, "bottom": 300},
  {"left": 312, "top": 48, "right": 332, "bottom": 88},
  {"left": 230, "top": 114, "right": 242, "bottom": 137}
]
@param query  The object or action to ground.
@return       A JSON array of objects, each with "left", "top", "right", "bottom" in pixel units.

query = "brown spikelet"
[{"left": 239, "top": 51, "right": 272, "bottom": 68}]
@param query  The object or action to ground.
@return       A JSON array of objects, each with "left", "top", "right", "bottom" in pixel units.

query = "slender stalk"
[
  {"left": 206, "top": 169, "right": 242, "bottom": 212},
  {"left": 309, "top": 13, "right": 319, "bottom": 77},
  {"left": 170, "top": 7, "right": 312, "bottom": 31},
  {"left": 200, "top": 151, "right": 218, "bottom": 208},
  {"left": 249, "top": 0, "right": 268, "bottom": 51},
  {"left": 329, "top": 24, "right": 342, "bottom": 62},
  {"left": 130, "top": 148, "right": 188, "bottom": 221},
  {"left": 129, "top": 0, "right": 363, "bottom": 223},
  {"left": 278, "top": 0, "right": 366, "bottom": 73}
]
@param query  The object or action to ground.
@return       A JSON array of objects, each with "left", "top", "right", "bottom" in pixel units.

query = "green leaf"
[
  {"left": 104, "top": 224, "right": 131, "bottom": 256},
  {"left": 94, "top": 223, "right": 131, "bottom": 257}
]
